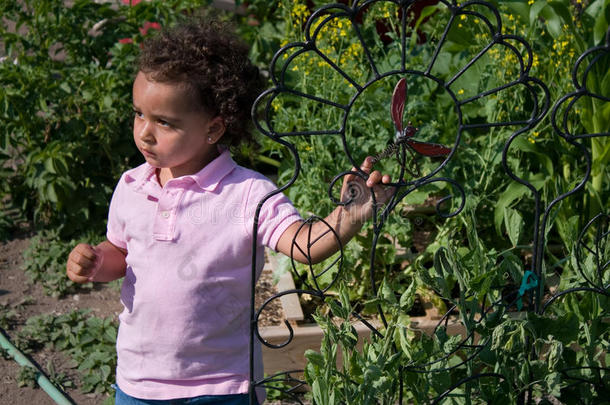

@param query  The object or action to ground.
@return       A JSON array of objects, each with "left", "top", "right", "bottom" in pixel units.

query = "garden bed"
[
  {"left": 258, "top": 250, "right": 466, "bottom": 377},
  {"left": 0, "top": 235, "right": 117, "bottom": 405}
]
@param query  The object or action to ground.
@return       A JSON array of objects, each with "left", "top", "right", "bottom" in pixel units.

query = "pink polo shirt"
[{"left": 106, "top": 149, "right": 301, "bottom": 400}]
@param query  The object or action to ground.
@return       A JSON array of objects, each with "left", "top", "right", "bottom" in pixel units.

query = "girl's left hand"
[{"left": 340, "top": 156, "right": 394, "bottom": 223}]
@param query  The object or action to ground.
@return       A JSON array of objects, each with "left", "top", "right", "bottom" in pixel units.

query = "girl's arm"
[
  {"left": 275, "top": 157, "right": 392, "bottom": 265},
  {"left": 66, "top": 240, "right": 127, "bottom": 283}
]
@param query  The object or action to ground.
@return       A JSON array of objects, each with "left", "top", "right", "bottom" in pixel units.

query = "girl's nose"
[{"left": 136, "top": 121, "right": 155, "bottom": 143}]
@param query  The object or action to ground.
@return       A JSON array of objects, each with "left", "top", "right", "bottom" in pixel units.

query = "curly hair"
[{"left": 137, "top": 18, "right": 263, "bottom": 147}]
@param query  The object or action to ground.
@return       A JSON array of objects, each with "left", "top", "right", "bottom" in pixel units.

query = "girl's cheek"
[{"left": 133, "top": 121, "right": 147, "bottom": 141}]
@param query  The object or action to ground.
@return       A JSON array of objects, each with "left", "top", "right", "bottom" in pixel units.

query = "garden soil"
[{"left": 0, "top": 235, "right": 304, "bottom": 405}]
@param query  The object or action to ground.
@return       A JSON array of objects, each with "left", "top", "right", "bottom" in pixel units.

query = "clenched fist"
[{"left": 66, "top": 243, "right": 103, "bottom": 283}]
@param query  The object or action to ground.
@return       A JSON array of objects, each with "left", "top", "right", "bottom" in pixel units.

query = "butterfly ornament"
[{"left": 371, "top": 77, "right": 451, "bottom": 177}]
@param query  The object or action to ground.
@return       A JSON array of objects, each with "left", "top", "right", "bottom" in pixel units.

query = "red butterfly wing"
[
  {"left": 406, "top": 139, "right": 451, "bottom": 157},
  {"left": 391, "top": 78, "right": 407, "bottom": 133}
]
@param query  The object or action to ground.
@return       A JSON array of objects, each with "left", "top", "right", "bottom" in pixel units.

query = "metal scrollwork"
[{"left": 249, "top": 1, "right": 609, "bottom": 403}]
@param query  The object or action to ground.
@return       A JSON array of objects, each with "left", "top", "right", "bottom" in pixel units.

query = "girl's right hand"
[{"left": 66, "top": 243, "right": 103, "bottom": 283}]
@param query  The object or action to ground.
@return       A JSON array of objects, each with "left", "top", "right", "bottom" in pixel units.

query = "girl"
[{"left": 66, "top": 18, "right": 390, "bottom": 405}]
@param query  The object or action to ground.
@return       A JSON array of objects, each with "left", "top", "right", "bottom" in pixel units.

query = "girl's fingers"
[
  {"left": 66, "top": 260, "right": 90, "bottom": 277},
  {"left": 70, "top": 244, "right": 97, "bottom": 268},
  {"left": 66, "top": 244, "right": 99, "bottom": 282},
  {"left": 360, "top": 156, "right": 374, "bottom": 173},
  {"left": 66, "top": 261, "right": 92, "bottom": 283},
  {"left": 67, "top": 269, "right": 91, "bottom": 284},
  {"left": 75, "top": 244, "right": 97, "bottom": 261},
  {"left": 366, "top": 170, "right": 382, "bottom": 187}
]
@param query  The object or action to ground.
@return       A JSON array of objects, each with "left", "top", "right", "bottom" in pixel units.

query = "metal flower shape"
[
  {"left": 250, "top": 0, "right": 551, "bottom": 402},
  {"left": 253, "top": 0, "right": 548, "bottom": 210},
  {"left": 251, "top": 0, "right": 550, "bottom": 322},
  {"left": 539, "top": 27, "right": 610, "bottom": 313},
  {"left": 552, "top": 28, "right": 610, "bottom": 139}
]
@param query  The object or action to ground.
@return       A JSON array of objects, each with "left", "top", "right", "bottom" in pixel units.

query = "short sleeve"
[
  {"left": 244, "top": 175, "right": 302, "bottom": 251},
  {"left": 106, "top": 175, "right": 128, "bottom": 250}
]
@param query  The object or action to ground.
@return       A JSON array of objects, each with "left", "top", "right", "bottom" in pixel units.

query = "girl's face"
[{"left": 132, "top": 71, "right": 224, "bottom": 181}]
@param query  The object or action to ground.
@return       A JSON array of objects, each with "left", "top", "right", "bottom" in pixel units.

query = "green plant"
[
  {"left": 22, "top": 229, "right": 105, "bottom": 298},
  {"left": 0, "top": 303, "right": 19, "bottom": 330},
  {"left": 0, "top": 346, "right": 10, "bottom": 360},
  {"left": 17, "top": 364, "right": 38, "bottom": 388},
  {"left": 45, "top": 359, "right": 75, "bottom": 392},
  {"left": 15, "top": 309, "right": 118, "bottom": 394},
  {"left": 0, "top": 0, "right": 213, "bottom": 238}
]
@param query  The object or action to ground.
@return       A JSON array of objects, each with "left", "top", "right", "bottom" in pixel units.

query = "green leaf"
[
  {"left": 100, "top": 364, "right": 111, "bottom": 380},
  {"left": 540, "top": 5, "right": 562, "bottom": 38},
  {"left": 529, "top": 1, "right": 547, "bottom": 24},
  {"left": 305, "top": 349, "right": 325, "bottom": 368},
  {"left": 433, "top": 248, "right": 453, "bottom": 297},
  {"left": 494, "top": 182, "right": 529, "bottom": 235},
  {"left": 545, "top": 371, "right": 562, "bottom": 397},
  {"left": 311, "top": 379, "right": 326, "bottom": 405},
  {"left": 547, "top": 340, "right": 563, "bottom": 370},
  {"left": 593, "top": 4, "right": 609, "bottom": 45},
  {"left": 379, "top": 278, "right": 396, "bottom": 305},
  {"left": 45, "top": 183, "right": 58, "bottom": 203},
  {"left": 548, "top": 1, "right": 572, "bottom": 26},
  {"left": 44, "top": 157, "right": 56, "bottom": 174},
  {"left": 399, "top": 279, "right": 416, "bottom": 311},
  {"left": 103, "top": 95, "right": 113, "bottom": 109},
  {"left": 59, "top": 82, "right": 71, "bottom": 93},
  {"left": 504, "top": 207, "right": 523, "bottom": 247}
]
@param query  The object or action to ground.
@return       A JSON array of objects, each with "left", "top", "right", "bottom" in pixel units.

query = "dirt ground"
[
  {"left": 0, "top": 235, "right": 305, "bottom": 405},
  {"left": 0, "top": 236, "right": 120, "bottom": 404}
]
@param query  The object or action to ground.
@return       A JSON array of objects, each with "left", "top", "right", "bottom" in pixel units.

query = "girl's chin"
[{"left": 142, "top": 155, "right": 161, "bottom": 167}]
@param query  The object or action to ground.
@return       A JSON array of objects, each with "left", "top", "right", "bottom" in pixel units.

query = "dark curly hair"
[{"left": 137, "top": 18, "right": 263, "bottom": 147}]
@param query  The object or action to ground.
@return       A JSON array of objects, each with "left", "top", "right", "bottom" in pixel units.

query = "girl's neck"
[{"left": 156, "top": 148, "right": 221, "bottom": 187}]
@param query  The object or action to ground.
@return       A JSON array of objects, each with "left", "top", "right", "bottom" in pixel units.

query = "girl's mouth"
[{"left": 141, "top": 148, "right": 155, "bottom": 158}]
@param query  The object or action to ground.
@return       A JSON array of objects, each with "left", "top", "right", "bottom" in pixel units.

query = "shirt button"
[{"left": 160, "top": 211, "right": 170, "bottom": 218}]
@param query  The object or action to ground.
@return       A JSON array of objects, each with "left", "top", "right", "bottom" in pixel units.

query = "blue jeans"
[{"left": 113, "top": 384, "right": 256, "bottom": 405}]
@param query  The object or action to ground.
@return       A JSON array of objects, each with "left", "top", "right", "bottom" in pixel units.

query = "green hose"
[{"left": 0, "top": 328, "right": 74, "bottom": 405}]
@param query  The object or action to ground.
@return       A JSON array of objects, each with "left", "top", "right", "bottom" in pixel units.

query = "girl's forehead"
[
  {"left": 133, "top": 72, "right": 205, "bottom": 113},
  {"left": 134, "top": 72, "right": 190, "bottom": 95}
]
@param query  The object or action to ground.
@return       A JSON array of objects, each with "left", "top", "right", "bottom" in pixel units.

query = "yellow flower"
[
  {"left": 458, "top": 89, "right": 465, "bottom": 95},
  {"left": 460, "top": 14, "right": 466, "bottom": 21},
  {"left": 528, "top": 0, "right": 534, "bottom": 5}
]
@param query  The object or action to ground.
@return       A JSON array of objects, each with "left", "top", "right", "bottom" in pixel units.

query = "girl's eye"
[
  {"left": 158, "top": 120, "right": 171, "bottom": 128},
  {"left": 133, "top": 110, "right": 143, "bottom": 119}
]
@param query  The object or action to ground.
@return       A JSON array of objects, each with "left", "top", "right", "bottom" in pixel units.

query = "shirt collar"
[
  {"left": 188, "top": 148, "right": 236, "bottom": 192},
  {"left": 124, "top": 148, "right": 236, "bottom": 193}
]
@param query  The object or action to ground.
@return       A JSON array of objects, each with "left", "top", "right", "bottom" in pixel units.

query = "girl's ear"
[{"left": 206, "top": 116, "right": 226, "bottom": 144}]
